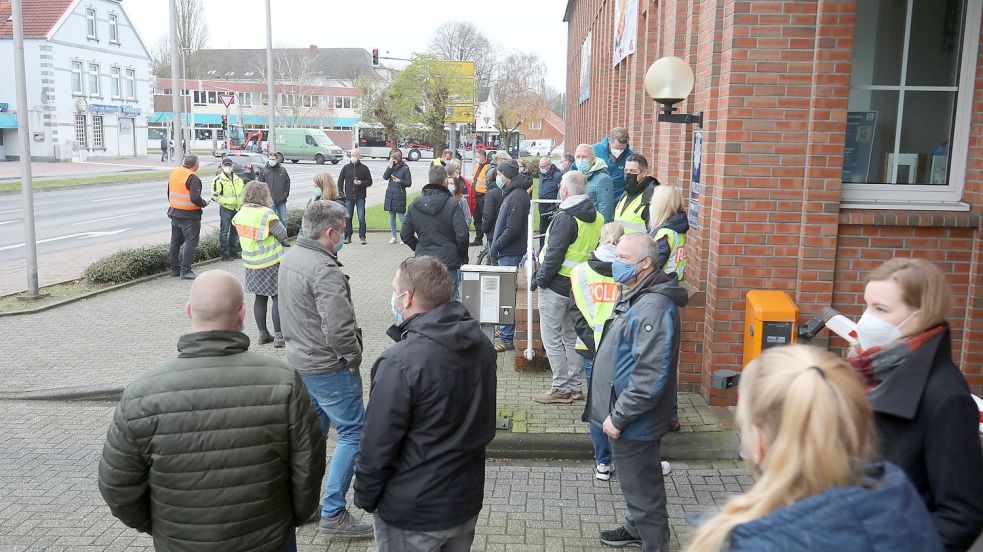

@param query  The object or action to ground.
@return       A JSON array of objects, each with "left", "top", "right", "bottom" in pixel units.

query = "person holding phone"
[{"left": 382, "top": 151, "right": 412, "bottom": 244}]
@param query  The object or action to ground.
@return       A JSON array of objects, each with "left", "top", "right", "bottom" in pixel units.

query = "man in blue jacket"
[
  {"left": 537, "top": 157, "right": 562, "bottom": 248},
  {"left": 589, "top": 232, "right": 688, "bottom": 551},
  {"left": 490, "top": 160, "right": 531, "bottom": 352},
  {"left": 593, "top": 127, "right": 634, "bottom": 203},
  {"left": 575, "top": 143, "right": 615, "bottom": 224}
]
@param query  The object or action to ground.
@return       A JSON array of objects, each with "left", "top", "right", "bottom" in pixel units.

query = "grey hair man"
[
  {"left": 278, "top": 200, "right": 372, "bottom": 537},
  {"left": 99, "top": 270, "right": 326, "bottom": 551},
  {"left": 167, "top": 153, "right": 209, "bottom": 280},
  {"left": 575, "top": 142, "right": 615, "bottom": 225},
  {"left": 532, "top": 169, "right": 603, "bottom": 405},
  {"left": 561, "top": 152, "right": 576, "bottom": 173}
]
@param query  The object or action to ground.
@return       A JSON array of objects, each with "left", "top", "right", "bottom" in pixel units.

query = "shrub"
[{"left": 83, "top": 207, "right": 305, "bottom": 285}]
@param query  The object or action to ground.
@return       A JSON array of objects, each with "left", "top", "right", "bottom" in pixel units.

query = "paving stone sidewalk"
[{"left": 0, "top": 400, "right": 754, "bottom": 552}]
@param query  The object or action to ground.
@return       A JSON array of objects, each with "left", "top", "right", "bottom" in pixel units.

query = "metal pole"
[
  {"left": 11, "top": 0, "right": 39, "bottom": 297},
  {"left": 524, "top": 202, "right": 535, "bottom": 361},
  {"left": 183, "top": 48, "right": 194, "bottom": 153},
  {"left": 265, "top": 0, "right": 275, "bottom": 154},
  {"left": 169, "top": 0, "right": 183, "bottom": 163}
]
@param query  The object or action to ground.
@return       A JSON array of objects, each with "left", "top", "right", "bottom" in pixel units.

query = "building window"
[
  {"left": 842, "top": 0, "right": 982, "bottom": 206},
  {"left": 110, "top": 66, "right": 121, "bottom": 98},
  {"left": 88, "top": 63, "right": 100, "bottom": 96},
  {"left": 529, "top": 120, "right": 543, "bottom": 130},
  {"left": 75, "top": 114, "right": 87, "bottom": 147},
  {"left": 193, "top": 90, "right": 206, "bottom": 106},
  {"left": 125, "top": 69, "right": 136, "bottom": 99},
  {"left": 71, "top": 61, "right": 84, "bottom": 94},
  {"left": 207, "top": 91, "right": 217, "bottom": 104},
  {"left": 91, "top": 115, "right": 104, "bottom": 148},
  {"left": 334, "top": 96, "right": 353, "bottom": 109},
  {"left": 86, "top": 8, "right": 97, "bottom": 39},
  {"left": 108, "top": 13, "right": 119, "bottom": 43}
]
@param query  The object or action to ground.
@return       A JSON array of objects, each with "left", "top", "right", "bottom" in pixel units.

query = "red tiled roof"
[
  {"left": 0, "top": 0, "right": 76, "bottom": 39},
  {"left": 544, "top": 110, "right": 565, "bottom": 134}
]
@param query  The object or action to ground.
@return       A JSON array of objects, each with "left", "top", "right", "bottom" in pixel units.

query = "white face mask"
[
  {"left": 857, "top": 310, "right": 918, "bottom": 350},
  {"left": 448, "top": 184, "right": 456, "bottom": 194},
  {"left": 222, "top": 166, "right": 232, "bottom": 175},
  {"left": 610, "top": 147, "right": 625, "bottom": 158}
]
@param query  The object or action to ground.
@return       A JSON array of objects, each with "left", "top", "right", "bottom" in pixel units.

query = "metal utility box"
[
  {"left": 460, "top": 264, "right": 518, "bottom": 325},
  {"left": 743, "top": 290, "right": 799, "bottom": 366}
]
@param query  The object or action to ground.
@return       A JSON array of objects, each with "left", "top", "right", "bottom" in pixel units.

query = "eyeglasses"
[{"left": 398, "top": 258, "right": 417, "bottom": 293}]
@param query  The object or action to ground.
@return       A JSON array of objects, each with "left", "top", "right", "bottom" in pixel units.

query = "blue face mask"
[
  {"left": 391, "top": 291, "right": 407, "bottom": 324},
  {"left": 334, "top": 240, "right": 344, "bottom": 254},
  {"left": 611, "top": 260, "right": 638, "bottom": 283},
  {"left": 496, "top": 174, "right": 505, "bottom": 188},
  {"left": 575, "top": 159, "right": 590, "bottom": 172},
  {"left": 313, "top": 187, "right": 323, "bottom": 198}
]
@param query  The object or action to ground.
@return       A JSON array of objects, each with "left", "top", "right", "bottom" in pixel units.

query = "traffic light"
[
  {"left": 221, "top": 114, "right": 228, "bottom": 131},
  {"left": 371, "top": 49, "right": 379, "bottom": 66}
]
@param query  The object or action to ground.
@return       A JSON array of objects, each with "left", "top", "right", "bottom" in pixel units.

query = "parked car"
[
  {"left": 221, "top": 152, "right": 267, "bottom": 183},
  {"left": 520, "top": 139, "right": 554, "bottom": 157},
  {"left": 274, "top": 128, "right": 344, "bottom": 165},
  {"left": 549, "top": 142, "right": 566, "bottom": 157}
]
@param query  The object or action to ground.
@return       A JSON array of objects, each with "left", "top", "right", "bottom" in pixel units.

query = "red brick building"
[
  {"left": 562, "top": 0, "right": 983, "bottom": 403},
  {"left": 519, "top": 111, "right": 566, "bottom": 147}
]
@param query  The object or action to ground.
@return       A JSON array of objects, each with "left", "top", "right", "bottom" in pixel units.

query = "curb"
[
  {"left": 486, "top": 429, "right": 740, "bottom": 461},
  {"left": 0, "top": 173, "right": 172, "bottom": 196},
  {"left": 0, "top": 384, "right": 124, "bottom": 402}
]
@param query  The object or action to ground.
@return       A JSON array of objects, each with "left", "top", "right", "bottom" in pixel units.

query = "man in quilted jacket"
[{"left": 98, "top": 270, "right": 326, "bottom": 552}]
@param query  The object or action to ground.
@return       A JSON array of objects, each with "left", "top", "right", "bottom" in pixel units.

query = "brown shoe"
[
  {"left": 668, "top": 420, "right": 681, "bottom": 432},
  {"left": 570, "top": 391, "right": 585, "bottom": 401},
  {"left": 360, "top": 237, "right": 367, "bottom": 245},
  {"left": 344, "top": 237, "right": 352, "bottom": 244},
  {"left": 533, "top": 388, "right": 573, "bottom": 404}
]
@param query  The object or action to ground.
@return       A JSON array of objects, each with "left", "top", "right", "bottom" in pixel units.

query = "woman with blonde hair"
[
  {"left": 232, "top": 180, "right": 289, "bottom": 347},
  {"left": 445, "top": 159, "right": 472, "bottom": 228},
  {"left": 847, "top": 258, "right": 983, "bottom": 550},
  {"left": 648, "top": 185, "right": 688, "bottom": 281},
  {"left": 687, "top": 345, "right": 940, "bottom": 552},
  {"left": 299, "top": 172, "right": 345, "bottom": 238}
]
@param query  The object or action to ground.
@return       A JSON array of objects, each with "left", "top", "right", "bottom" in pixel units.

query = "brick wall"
[{"left": 563, "top": 0, "right": 983, "bottom": 401}]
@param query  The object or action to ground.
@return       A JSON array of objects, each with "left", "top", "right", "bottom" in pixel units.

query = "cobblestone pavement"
[{"left": 0, "top": 400, "right": 754, "bottom": 552}]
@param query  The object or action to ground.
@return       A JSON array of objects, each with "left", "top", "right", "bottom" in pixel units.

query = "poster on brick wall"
[
  {"left": 689, "top": 129, "right": 702, "bottom": 229},
  {"left": 579, "top": 31, "right": 592, "bottom": 104},
  {"left": 613, "top": 0, "right": 638, "bottom": 66}
]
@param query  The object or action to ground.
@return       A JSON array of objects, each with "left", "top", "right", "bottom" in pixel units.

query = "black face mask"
[{"left": 625, "top": 173, "right": 643, "bottom": 195}]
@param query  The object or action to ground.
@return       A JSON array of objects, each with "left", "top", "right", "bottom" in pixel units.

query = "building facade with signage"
[
  {"left": 561, "top": 0, "right": 983, "bottom": 402},
  {"left": 0, "top": 0, "right": 152, "bottom": 161}
]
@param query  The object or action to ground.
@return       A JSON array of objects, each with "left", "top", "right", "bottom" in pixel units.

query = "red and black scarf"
[{"left": 847, "top": 325, "right": 945, "bottom": 392}]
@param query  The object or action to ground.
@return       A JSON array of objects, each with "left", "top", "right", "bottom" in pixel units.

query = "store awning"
[{"left": 0, "top": 113, "right": 17, "bottom": 129}]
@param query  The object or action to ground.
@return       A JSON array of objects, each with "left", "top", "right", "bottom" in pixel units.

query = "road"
[{"left": 0, "top": 159, "right": 437, "bottom": 294}]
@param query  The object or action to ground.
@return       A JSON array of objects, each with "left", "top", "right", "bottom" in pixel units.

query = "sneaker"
[
  {"left": 318, "top": 509, "right": 373, "bottom": 538},
  {"left": 570, "top": 390, "right": 585, "bottom": 401},
  {"left": 257, "top": 331, "right": 274, "bottom": 345},
  {"left": 532, "top": 388, "right": 573, "bottom": 404},
  {"left": 599, "top": 526, "right": 642, "bottom": 547},
  {"left": 668, "top": 420, "right": 681, "bottom": 432},
  {"left": 388, "top": 236, "right": 397, "bottom": 244},
  {"left": 360, "top": 237, "right": 367, "bottom": 245},
  {"left": 273, "top": 333, "right": 285, "bottom": 348},
  {"left": 662, "top": 461, "right": 672, "bottom": 476},
  {"left": 595, "top": 463, "right": 615, "bottom": 481},
  {"left": 180, "top": 271, "right": 198, "bottom": 280},
  {"left": 344, "top": 238, "right": 352, "bottom": 245},
  {"left": 397, "top": 236, "right": 403, "bottom": 245},
  {"left": 495, "top": 341, "right": 514, "bottom": 353}
]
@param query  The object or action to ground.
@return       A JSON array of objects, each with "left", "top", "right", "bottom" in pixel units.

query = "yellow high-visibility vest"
[
  {"left": 211, "top": 173, "right": 245, "bottom": 211},
  {"left": 614, "top": 191, "right": 648, "bottom": 234},
  {"left": 653, "top": 227, "right": 687, "bottom": 281},
  {"left": 570, "top": 262, "right": 620, "bottom": 351},
  {"left": 540, "top": 213, "right": 604, "bottom": 277},
  {"left": 232, "top": 204, "right": 284, "bottom": 270}
]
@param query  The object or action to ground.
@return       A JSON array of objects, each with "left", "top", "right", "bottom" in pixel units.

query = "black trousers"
[
  {"left": 539, "top": 211, "right": 555, "bottom": 249},
  {"left": 612, "top": 438, "right": 669, "bottom": 552},
  {"left": 473, "top": 193, "right": 485, "bottom": 241},
  {"left": 169, "top": 217, "right": 201, "bottom": 275}
]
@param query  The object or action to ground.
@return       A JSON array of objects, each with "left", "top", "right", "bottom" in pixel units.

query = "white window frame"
[
  {"left": 85, "top": 8, "right": 97, "bottom": 40},
  {"left": 70, "top": 60, "right": 84, "bottom": 95},
  {"left": 529, "top": 120, "right": 543, "bottom": 130},
  {"left": 124, "top": 69, "right": 136, "bottom": 100},
  {"left": 334, "top": 96, "right": 353, "bottom": 109},
  {"left": 87, "top": 62, "right": 100, "bottom": 97},
  {"left": 91, "top": 115, "right": 104, "bottom": 148},
  {"left": 842, "top": 0, "right": 981, "bottom": 209},
  {"left": 108, "top": 13, "right": 119, "bottom": 44},
  {"left": 75, "top": 113, "right": 87, "bottom": 147},
  {"left": 110, "top": 66, "right": 121, "bottom": 98}
]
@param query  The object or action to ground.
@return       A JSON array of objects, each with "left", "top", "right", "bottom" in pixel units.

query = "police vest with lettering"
[
  {"left": 473, "top": 162, "right": 491, "bottom": 193},
  {"left": 653, "top": 227, "right": 687, "bottom": 281},
  {"left": 167, "top": 167, "right": 200, "bottom": 211},
  {"left": 570, "top": 262, "right": 621, "bottom": 351},
  {"left": 211, "top": 172, "right": 245, "bottom": 211},
  {"left": 232, "top": 204, "right": 284, "bottom": 270},
  {"left": 540, "top": 212, "right": 605, "bottom": 277}
]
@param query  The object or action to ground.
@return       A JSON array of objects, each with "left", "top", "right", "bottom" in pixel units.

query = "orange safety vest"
[
  {"left": 167, "top": 167, "right": 200, "bottom": 211},
  {"left": 473, "top": 162, "right": 490, "bottom": 194}
]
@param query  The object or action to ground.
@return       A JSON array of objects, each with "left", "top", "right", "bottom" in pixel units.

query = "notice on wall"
[
  {"left": 688, "top": 129, "right": 703, "bottom": 229},
  {"left": 579, "top": 31, "right": 592, "bottom": 104},
  {"left": 480, "top": 275, "right": 501, "bottom": 324},
  {"left": 842, "top": 111, "right": 877, "bottom": 183},
  {"left": 613, "top": 0, "right": 638, "bottom": 66}
]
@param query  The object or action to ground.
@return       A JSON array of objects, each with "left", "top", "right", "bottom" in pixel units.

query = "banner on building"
[
  {"left": 689, "top": 129, "right": 703, "bottom": 229},
  {"left": 613, "top": 0, "right": 638, "bottom": 66},
  {"left": 579, "top": 31, "right": 592, "bottom": 104},
  {"left": 842, "top": 111, "right": 877, "bottom": 183}
]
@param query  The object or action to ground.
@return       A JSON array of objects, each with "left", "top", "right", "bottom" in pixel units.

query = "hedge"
[{"left": 84, "top": 207, "right": 304, "bottom": 285}]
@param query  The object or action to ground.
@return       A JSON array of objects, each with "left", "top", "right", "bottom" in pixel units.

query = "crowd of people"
[{"left": 108, "top": 130, "right": 983, "bottom": 552}]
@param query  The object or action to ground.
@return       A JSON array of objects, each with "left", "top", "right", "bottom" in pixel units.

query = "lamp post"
[
  {"left": 644, "top": 57, "right": 703, "bottom": 127},
  {"left": 182, "top": 47, "right": 194, "bottom": 151}
]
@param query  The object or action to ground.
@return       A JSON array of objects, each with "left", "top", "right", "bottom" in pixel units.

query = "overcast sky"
[{"left": 123, "top": 0, "right": 570, "bottom": 91}]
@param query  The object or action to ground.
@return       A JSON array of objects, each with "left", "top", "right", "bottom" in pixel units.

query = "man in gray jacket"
[
  {"left": 588, "top": 233, "right": 688, "bottom": 551},
  {"left": 98, "top": 270, "right": 325, "bottom": 552},
  {"left": 278, "top": 200, "right": 372, "bottom": 538}
]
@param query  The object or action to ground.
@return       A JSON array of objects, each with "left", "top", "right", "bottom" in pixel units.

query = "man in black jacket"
[
  {"left": 490, "top": 160, "right": 531, "bottom": 352},
  {"left": 167, "top": 154, "right": 209, "bottom": 280},
  {"left": 258, "top": 153, "right": 291, "bottom": 239},
  {"left": 338, "top": 149, "right": 373, "bottom": 245},
  {"left": 401, "top": 166, "right": 470, "bottom": 300},
  {"left": 480, "top": 168, "right": 505, "bottom": 263},
  {"left": 355, "top": 257, "right": 496, "bottom": 551}
]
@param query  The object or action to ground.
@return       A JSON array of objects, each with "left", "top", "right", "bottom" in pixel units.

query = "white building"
[{"left": 0, "top": 0, "right": 152, "bottom": 161}]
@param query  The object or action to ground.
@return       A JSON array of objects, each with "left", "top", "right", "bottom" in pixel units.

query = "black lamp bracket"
[{"left": 657, "top": 104, "right": 703, "bottom": 128}]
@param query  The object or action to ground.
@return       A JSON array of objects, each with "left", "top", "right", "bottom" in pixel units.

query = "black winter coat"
[
  {"left": 258, "top": 164, "right": 291, "bottom": 204},
  {"left": 338, "top": 160, "right": 373, "bottom": 200},
  {"left": 354, "top": 302, "right": 496, "bottom": 532},
  {"left": 401, "top": 184, "right": 470, "bottom": 269},
  {"left": 98, "top": 332, "right": 325, "bottom": 552},
  {"left": 481, "top": 185, "right": 505, "bottom": 235},
  {"left": 382, "top": 161, "right": 412, "bottom": 213},
  {"left": 868, "top": 325, "right": 983, "bottom": 551},
  {"left": 491, "top": 174, "right": 532, "bottom": 257}
]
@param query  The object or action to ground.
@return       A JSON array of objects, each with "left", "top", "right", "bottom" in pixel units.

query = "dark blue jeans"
[
  {"left": 218, "top": 207, "right": 240, "bottom": 258},
  {"left": 345, "top": 197, "right": 367, "bottom": 239},
  {"left": 582, "top": 357, "right": 613, "bottom": 465},
  {"left": 495, "top": 254, "right": 523, "bottom": 342},
  {"left": 274, "top": 201, "right": 288, "bottom": 227},
  {"left": 449, "top": 269, "right": 460, "bottom": 302}
]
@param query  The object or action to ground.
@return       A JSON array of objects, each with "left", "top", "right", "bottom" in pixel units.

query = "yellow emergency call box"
[{"left": 743, "top": 290, "right": 799, "bottom": 366}]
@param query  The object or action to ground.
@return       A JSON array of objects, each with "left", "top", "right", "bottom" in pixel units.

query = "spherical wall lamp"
[{"left": 644, "top": 56, "right": 703, "bottom": 127}]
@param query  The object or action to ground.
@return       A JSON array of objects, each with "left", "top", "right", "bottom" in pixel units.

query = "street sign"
[
  {"left": 219, "top": 94, "right": 235, "bottom": 108},
  {"left": 446, "top": 105, "right": 476, "bottom": 124},
  {"left": 433, "top": 60, "right": 476, "bottom": 106},
  {"left": 435, "top": 60, "right": 475, "bottom": 77}
]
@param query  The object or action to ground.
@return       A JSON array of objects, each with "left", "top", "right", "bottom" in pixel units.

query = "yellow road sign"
[
  {"left": 445, "top": 105, "right": 476, "bottom": 124},
  {"left": 435, "top": 60, "right": 475, "bottom": 77}
]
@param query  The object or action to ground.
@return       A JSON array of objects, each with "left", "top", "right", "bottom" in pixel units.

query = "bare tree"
[
  {"left": 150, "top": 35, "right": 171, "bottom": 79},
  {"left": 492, "top": 52, "right": 550, "bottom": 154},
  {"left": 428, "top": 21, "right": 497, "bottom": 91},
  {"left": 176, "top": 0, "right": 208, "bottom": 78},
  {"left": 250, "top": 50, "right": 334, "bottom": 129}
]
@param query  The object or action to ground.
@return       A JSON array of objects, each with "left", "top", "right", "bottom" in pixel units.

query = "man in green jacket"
[{"left": 98, "top": 270, "right": 326, "bottom": 552}]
